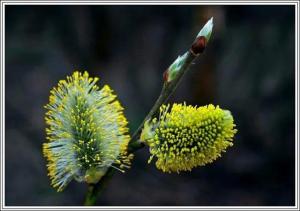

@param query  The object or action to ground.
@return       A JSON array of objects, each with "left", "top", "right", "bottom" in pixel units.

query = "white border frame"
[{"left": 0, "top": 1, "right": 299, "bottom": 210}]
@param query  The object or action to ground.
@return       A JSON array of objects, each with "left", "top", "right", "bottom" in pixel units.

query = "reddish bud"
[
  {"left": 191, "top": 36, "right": 206, "bottom": 55},
  {"left": 163, "top": 70, "right": 169, "bottom": 82}
]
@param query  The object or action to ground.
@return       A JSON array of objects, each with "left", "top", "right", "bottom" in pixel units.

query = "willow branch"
[
  {"left": 84, "top": 17, "right": 214, "bottom": 205},
  {"left": 84, "top": 168, "right": 115, "bottom": 205},
  {"left": 129, "top": 17, "right": 213, "bottom": 151}
]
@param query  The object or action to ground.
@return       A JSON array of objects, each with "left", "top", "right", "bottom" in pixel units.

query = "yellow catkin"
[
  {"left": 141, "top": 103, "right": 237, "bottom": 173},
  {"left": 43, "top": 71, "right": 133, "bottom": 192}
]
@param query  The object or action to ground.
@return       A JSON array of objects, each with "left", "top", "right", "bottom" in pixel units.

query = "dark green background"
[{"left": 5, "top": 5, "right": 295, "bottom": 206}]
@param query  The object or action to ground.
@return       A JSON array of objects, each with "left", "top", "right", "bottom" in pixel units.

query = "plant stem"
[
  {"left": 84, "top": 184, "right": 96, "bottom": 206},
  {"left": 83, "top": 18, "right": 213, "bottom": 205},
  {"left": 84, "top": 51, "right": 197, "bottom": 205},
  {"left": 84, "top": 168, "right": 115, "bottom": 205},
  {"left": 129, "top": 51, "right": 196, "bottom": 148}
]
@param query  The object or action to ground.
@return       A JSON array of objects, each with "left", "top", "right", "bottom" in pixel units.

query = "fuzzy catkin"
[
  {"left": 141, "top": 103, "right": 237, "bottom": 173},
  {"left": 43, "top": 71, "right": 133, "bottom": 191}
]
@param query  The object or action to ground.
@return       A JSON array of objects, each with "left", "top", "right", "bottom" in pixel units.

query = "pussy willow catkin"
[
  {"left": 43, "top": 71, "right": 133, "bottom": 192},
  {"left": 140, "top": 103, "right": 237, "bottom": 173}
]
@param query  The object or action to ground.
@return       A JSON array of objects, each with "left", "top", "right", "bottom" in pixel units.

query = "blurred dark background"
[{"left": 5, "top": 5, "right": 295, "bottom": 206}]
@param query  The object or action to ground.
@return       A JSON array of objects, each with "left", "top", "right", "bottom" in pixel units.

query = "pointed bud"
[
  {"left": 197, "top": 17, "right": 213, "bottom": 42},
  {"left": 164, "top": 53, "right": 188, "bottom": 83},
  {"left": 164, "top": 18, "right": 214, "bottom": 83},
  {"left": 191, "top": 17, "right": 213, "bottom": 55},
  {"left": 191, "top": 36, "right": 206, "bottom": 55}
]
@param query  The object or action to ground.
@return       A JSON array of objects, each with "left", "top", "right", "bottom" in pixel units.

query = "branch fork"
[{"left": 84, "top": 17, "right": 214, "bottom": 206}]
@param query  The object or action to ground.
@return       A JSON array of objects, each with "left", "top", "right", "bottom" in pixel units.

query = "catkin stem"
[
  {"left": 83, "top": 18, "right": 213, "bottom": 205},
  {"left": 129, "top": 51, "right": 196, "bottom": 151},
  {"left": 84, "top": 50, "right": 197, "bottom": 205},
  {"left": 84, "top": 184, "right": 96, "bottom": 206},
  {"left": 84, "top": 168, "right": 115, "bottom": 205}
]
